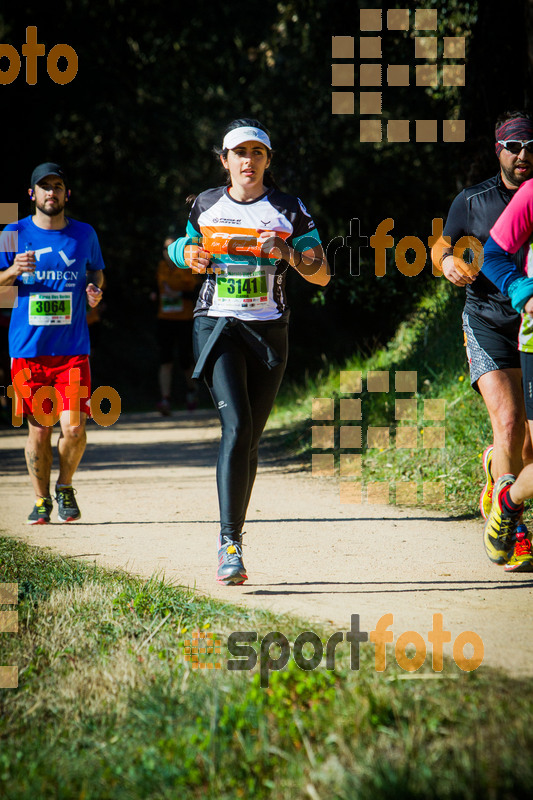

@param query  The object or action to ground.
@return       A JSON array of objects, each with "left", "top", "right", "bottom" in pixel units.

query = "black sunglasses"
[{"left": 497, "top": 139, "right": 533, "bottom": 155}]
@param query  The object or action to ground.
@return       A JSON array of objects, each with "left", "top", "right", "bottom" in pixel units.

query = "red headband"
[{"left": 495, "top": 117, "right": 533, "bottom": 155}]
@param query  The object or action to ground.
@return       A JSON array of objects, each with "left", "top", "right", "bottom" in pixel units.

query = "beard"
[
  {"left": 36, "top": 198, "right": 65, "bottom": 217},
  {"left": 500, "top": 160, "right": 533, "bottom": 188}
]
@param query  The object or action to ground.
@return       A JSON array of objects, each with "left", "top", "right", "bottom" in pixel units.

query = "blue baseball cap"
[{"left": 30, "top": 162, "right": 67, "bottom": 187}]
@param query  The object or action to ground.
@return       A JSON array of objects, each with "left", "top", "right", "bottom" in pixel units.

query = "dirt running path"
[{"left": 2, "top": 410, "right": 533, "bottom": 676}]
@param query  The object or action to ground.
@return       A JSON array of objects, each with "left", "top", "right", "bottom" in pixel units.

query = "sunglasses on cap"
[{"left": 497, "top": 140, "right": 533, "bottom": 155}]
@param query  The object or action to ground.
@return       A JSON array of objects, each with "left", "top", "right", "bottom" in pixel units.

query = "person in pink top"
[{"left": 481, "top": 174, "right": 533, "bottom": 570}]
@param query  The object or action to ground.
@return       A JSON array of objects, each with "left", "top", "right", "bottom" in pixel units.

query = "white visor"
[{"left": 222, "top": 126, "right": 272, "bottom": 151}]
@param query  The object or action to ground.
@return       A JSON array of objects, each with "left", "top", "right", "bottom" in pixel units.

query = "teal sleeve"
[
  {"left": 167, "top": 237, "right": 192, "bottom": 268},
  {"left": 167, "top": 221, "right": 201, "bottom": 269},
  {"left": 507, "top": 277, "right": 533, "bottom": 312},
  {"left": 293, "top": 228, "right": 322, "bottom": 252}
]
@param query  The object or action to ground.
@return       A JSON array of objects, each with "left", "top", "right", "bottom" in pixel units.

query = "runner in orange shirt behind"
[{"left": 154, "top": 236, "right": 200, "bottom": 414}]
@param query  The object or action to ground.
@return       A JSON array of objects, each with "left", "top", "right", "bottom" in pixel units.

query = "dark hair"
[
  {"left": 214, "top": 117, "right": 280, "bottom": 189},
  {"left": 495, "top": 110, "right": 533, "bottom": 134}
]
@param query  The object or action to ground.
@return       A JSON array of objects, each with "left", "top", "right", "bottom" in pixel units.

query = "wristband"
[
  {"left": 507, "top": 276, "right": 533, "bottom": 312},
  {"left": 168, "top": 236, "right": 194, "bottom": 269}
]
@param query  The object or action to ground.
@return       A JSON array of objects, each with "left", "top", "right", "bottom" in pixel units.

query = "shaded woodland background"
[{"left": 1, "top": 0, "right": 532, "bottom": 405}]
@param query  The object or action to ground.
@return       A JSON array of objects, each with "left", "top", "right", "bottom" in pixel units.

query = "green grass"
[
  {"left": 1, "top": 537, "right": 533, "bottom": 799},
  {"left": 268, "top": 279, "right": 499, "bottom": 519}
]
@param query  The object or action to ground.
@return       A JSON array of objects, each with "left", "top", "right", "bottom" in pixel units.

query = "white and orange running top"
[{"left": 168, "top": 186, "right": 322, "bottom": 322}]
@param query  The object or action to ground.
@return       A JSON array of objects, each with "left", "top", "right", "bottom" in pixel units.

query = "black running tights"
[{"left": 193, "top": 316, "right": 288, "bottom": 538}]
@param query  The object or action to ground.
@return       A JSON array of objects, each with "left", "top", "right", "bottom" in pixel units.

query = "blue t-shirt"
[{"left": 0, "top": 216, "right": 105, "bottom": 357}]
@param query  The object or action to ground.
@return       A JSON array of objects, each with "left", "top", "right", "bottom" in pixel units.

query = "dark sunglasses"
[{"left": 497, "top": 139, "right": 533, "bottom": 155}]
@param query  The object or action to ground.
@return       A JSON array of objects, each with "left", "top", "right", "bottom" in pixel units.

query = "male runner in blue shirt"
[{"left": 0, "top": 163, "right": 105, "bottom": 524}]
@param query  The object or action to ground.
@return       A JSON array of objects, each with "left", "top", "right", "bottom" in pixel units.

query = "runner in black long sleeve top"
[{"left": 431, "top": 112, "right": 533, "bottom": 572}]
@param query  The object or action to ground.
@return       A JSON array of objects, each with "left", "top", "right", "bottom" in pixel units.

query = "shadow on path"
[
  {"left": 1, "top": 436, "right": 221, "bottom": 475},
  {"left": 246, "top": 579, "right": 533, "bottom": 595}
]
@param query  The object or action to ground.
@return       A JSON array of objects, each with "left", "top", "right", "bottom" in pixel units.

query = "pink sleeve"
[{"left": 490, "top": 181, "right": 533, "bottom": 253}]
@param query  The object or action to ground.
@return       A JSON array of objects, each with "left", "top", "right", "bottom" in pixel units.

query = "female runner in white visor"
[{"left": 168, "top": 118, "right": 330, "bottom": 584}]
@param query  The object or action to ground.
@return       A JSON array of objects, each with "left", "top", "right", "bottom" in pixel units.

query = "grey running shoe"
[
  {"left": 216, "top": 534, "right": 247, "bottom": 585},
  {"left": 55, "top": 486, "right": 81, "bottom": 522},
  {"left": 27, "top": 496, "right": 53, "bottom": 525}
]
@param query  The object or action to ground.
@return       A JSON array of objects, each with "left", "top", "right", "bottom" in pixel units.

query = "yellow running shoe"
[
  {"left": 479, "top": 445, "right": 494, "bottom": 520},
  {"left": 483, "top": 474, "right": 521, "bottom": 564},
  {"left": 504, "top": 524, "right": 533, "bottom": 572}
]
